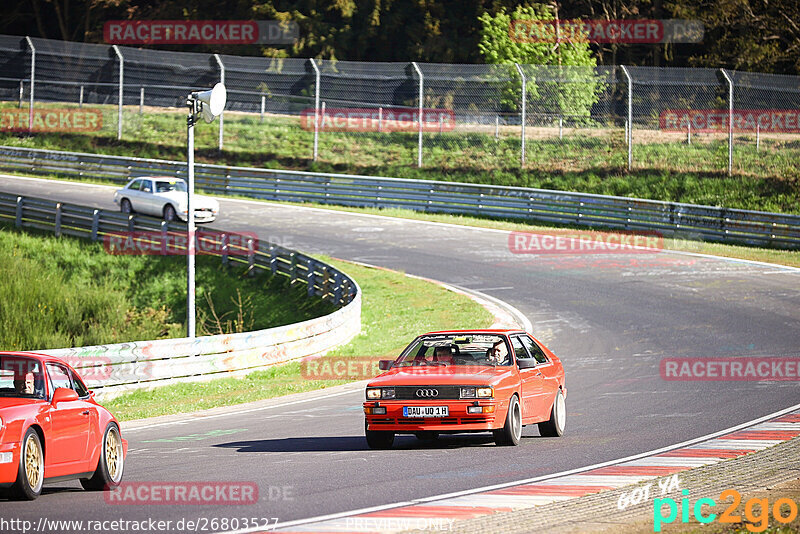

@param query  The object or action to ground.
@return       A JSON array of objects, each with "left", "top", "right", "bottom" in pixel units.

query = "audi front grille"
[{"left": 393, "top": 386, "right": 461, "bottom": 400}]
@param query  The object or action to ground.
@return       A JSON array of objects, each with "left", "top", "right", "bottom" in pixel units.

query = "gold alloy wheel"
[
  {"left": 24, "top": 434, "right": 43, "bottom": 491},
  {"left": 106, "top": 427, "right": 122, "bottom": 482}
]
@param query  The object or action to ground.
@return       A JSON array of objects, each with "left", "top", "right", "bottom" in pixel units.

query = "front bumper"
[
  {"left": 0, "top": 441, "right": 20, "bottom": 485},
  {"left": 177, "top": 210, "right": 217, "bottom": 223},
  {"left": 364, "top": 400, "right": 502, "bottom": 433}
]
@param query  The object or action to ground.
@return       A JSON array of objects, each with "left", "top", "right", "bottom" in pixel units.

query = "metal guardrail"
[
  {"left": 0, "top": 145, "right": 799, "bottom": 249},
  {"left": 0, "top": 191, "right": 361, "bottom": 398}
]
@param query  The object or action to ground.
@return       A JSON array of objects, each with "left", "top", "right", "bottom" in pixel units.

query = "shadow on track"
[{"left": 214, "top": 432, "right": 545, "bottom": 453}]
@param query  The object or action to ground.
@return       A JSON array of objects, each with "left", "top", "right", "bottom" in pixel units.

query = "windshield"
[
  {"left": 395, "top": 334, "right": 512, "bottom": 367},
  {"left": 0, "top": 356, "right": 47, "bottom": 399},
  {"left": 155, "top": 180, "right": 187, "bottom": 193}
]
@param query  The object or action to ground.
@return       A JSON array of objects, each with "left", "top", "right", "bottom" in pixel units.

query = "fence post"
[
  {"left": 90, "top": 209, "right": 100, "bottom": 241},
  {"left": 720, "top": 69, "right": 734, "bottom": 176},
  {"left": 24, "top": 37, "right": 35, "bottom": 133},
  {"left": 214, "top": 54, "right": 225, "bottom": 151},
  {"left": 112, "top": 45, "right": 123, "bottom": 140},
  {"left": 756, "top": 124, "right": 760, "bottom": 151},
  {"left": 620, "top": 65, "right": 633, "bottom": 171},
  {"left": 54, "top": 203, "right": 62, "bottom": 237},
  {"left": 269, "top": 244, "right": 278, "bottom": 274},
  {"left": 18, "top": 79, "right": 23, "bottom": 108},
  {"left": 333, "top": 272, "right": 343, "bottom": 304},
  {"left": 514, "top": 63, "right": 526, "bottom": 166},
  {"left": 247, "top": 237, "right": 255, "bottom": 275},
  {"left": 15, "top": 196, "right": 23, "bottom": 227},
  {"left": 412, "top": 61, "right": 424, "bottom": 167},
  {"left": 306, "top": 259, "right": 315, "bottom": 296},
  {"left": 559, "top": 116, "right": 563, "bottom": 140},
  {"left": 309, "top": 58, "right": 320, "bottom": 161},
  {"left": 260, "top": 94, "right": 265, "bottom": 123},
  {"left": 139, "top": 87, "right": 144, "bottom": 114},
  {"left": 79, "top": 85, "right": 84, "bottom": 108},
  {"left": 495, "top": 115, "right": 499, "bottom": 141},
  {"left": 687, "top": 121, "right": 691, "bottom": 145},
  {"left": 289, "top": 252, "right": 297, "bottom": 282},
  {"left": 160, "top": 220, "right": 168, "bottom": 255},
  {"left": 221, "top": 232, "right": 229, "bottom": 266},
  {"left": 378, "top": 106, "right": 383, "bottom": 132}
]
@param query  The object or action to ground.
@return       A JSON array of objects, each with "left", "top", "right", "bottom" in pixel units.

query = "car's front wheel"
[
  {"left": 11, "top": 428, "right": 44, "bottom": 500},
  {"left": 538, "top": 389, "right": 566, "bottom": 437},
  {"left": 365, "top": 421, "right": 394, "bottom": 449},
  {"left": 163, "top": 204, "right": 177, "bottom": 222},
  {"left": 494, "top": 395, "right": 522, "bottom": 446},
  {"left": 81, "top": 423, "right": 124, "bottom": 490},
  {"left": 120, "top": 198, "right": 133, "bottom": 214}
]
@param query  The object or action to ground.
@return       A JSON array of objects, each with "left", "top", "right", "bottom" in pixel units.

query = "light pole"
[{"left": 186, "top": 83, "right": 226, "bottom": 339}]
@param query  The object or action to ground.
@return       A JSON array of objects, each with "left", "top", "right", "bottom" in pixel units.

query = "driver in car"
[
  {"left": 432, "top": 345, "right": 455, "bottom": 365},
  {"left": 13, "top": 372, "right": 35, "bottom": 395},
  {"left": 487, "top": 341, "right": 510, "bottom": 365}
]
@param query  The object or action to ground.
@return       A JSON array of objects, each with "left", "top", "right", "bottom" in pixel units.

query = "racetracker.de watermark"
[
  {"left": 299, "top": 108, "right": 455, "bottom": 132},
  {"left": 510, "top": 19, "right": 703, "bottom": 43},
  {"left": 301, "top": 356, "right": 384, "bottom": 380},
  {"left": 104, "top": 20, "right": 298, "bottom": 45},
  {"left": 61, "top": 355, "right": 152, "bottom": 384},
  {"left": 103, "top": 230, "right": 257, "bottom": 256},
  {"left": 661, "top": 357, "right": 800, "bottom": 381},
  {"left": 660, "top": 109, "right": 800, "bottom": 133},
  {"left": 0, "top": 108, "right": 102, "bottom": 132},
  {"left": 508, "top": 230, "right": 663, "bottom": 255},
  {"left": 105, "top": 482, "right": 263, "bottom": 505},
  {"left": 300, "top": 357, "right": 518, "bottom": 380}
]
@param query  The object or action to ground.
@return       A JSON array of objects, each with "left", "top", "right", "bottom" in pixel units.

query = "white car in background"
[{"left": 113, "top": 177, "right": 219, "bottom": 223}]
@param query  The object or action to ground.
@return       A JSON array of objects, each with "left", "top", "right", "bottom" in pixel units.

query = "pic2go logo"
[{"left": 654, "top": 489, "right": 799, "bottom": 532}]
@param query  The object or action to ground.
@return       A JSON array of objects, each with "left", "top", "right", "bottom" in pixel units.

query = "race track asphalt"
[{"left": 1, "top": 174, "right": 798, "bottom": 531}]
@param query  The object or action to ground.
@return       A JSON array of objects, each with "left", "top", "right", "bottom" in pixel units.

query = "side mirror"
[
  {"left": 378, "top": 360, "right": 394, "bottom": 371},
  {"left": 52, "top": 387, "right": 79, "bottom": 405},
  {"left": 517, "top": 359, "right": 538, "bottom": 369}
]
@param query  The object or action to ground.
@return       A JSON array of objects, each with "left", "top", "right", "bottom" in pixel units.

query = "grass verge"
[
  {"left": 1, "top": 102, "right": 798, "bottom": 213},
  {"left": 0, "top": 222, "right": 335, "bottom": 350},
  {"left": 105, "top": 257, "right": 494, "bottom": 420}
]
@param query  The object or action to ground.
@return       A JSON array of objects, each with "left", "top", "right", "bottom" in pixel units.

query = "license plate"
[{"left": 403, "top": 406, "right": 449, "bottom": 418}]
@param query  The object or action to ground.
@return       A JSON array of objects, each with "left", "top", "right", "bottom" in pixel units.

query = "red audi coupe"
[
  {"left": 0, "top": 352, "right": 127, "bottom": 500},
  {"left": 364, "top": 329, "right": 566, "bottom": 448}
]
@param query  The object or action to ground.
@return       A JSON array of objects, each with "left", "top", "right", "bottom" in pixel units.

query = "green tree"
[{"left": 477, "top": 4, "right": 604, "bottom": 121}]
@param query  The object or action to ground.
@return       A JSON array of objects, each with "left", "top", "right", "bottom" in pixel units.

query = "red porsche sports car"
[
  {"left": 0, "top": 352, "right": 127, "bottom": 500},
  {"left": 364, "top": 329, "right": 566, "bottom": 448}
]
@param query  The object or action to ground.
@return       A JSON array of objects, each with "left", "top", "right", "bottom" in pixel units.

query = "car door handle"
[{"left": 81, "top": 411, "right": 90, "bottom": 415}]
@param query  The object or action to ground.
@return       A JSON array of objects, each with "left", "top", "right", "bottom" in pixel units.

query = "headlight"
[
  {"left": 366, "top": 388, "right": 394, "bottom": 400},
  {"left": 477, "top": 387, "right": 494, "bottom": 398},
  {"left": 461, "top": 386, "right": 493, "bottom": 399}
]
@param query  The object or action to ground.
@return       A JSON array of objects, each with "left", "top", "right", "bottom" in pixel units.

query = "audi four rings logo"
[{"left": 416, "top": 389, "right": 439, "bottom": 397}]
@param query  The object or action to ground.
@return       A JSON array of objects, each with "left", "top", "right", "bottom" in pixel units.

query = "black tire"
[
  {"left": 415, "top": 431, "right": 439, "bottom": 441},
  {"left": 120, "top": 198, "right": 133, "bottom": 214},
  {"left": 365, "top": 421, "right": 394, "bottom": 449},
  {"left": 163, "top": 204, "right": 177, "bottom": 222},
  {"left": 538, "top": 389, "right": 566, "bottom": 437},
  {"left": 81, "top": 423, "right": 124, "bottom": 491},
  {"left": 494, "top": 395, "right": 522, "bottom": 446},
  {"left": 10, "top": 428, "right": 44, "bottom": 500}
]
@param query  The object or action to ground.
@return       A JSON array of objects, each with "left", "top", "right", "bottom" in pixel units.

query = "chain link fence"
[{"left": 1, "top": 34, "right": 798, "bottom": 178}]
